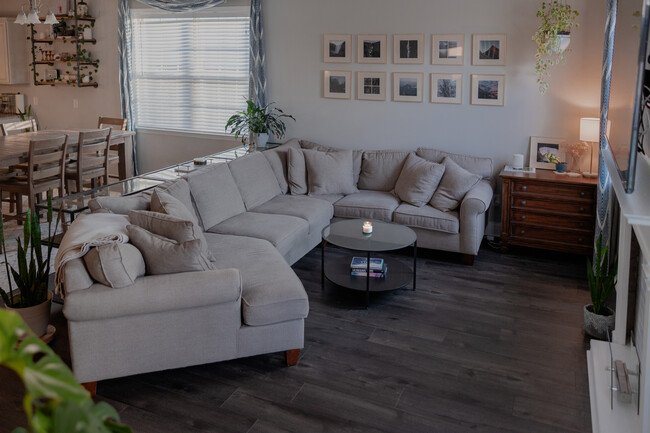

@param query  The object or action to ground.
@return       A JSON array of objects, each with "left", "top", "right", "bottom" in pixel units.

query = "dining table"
[{"left": 0, "top": 129, "right": 136, "bottom": 180}]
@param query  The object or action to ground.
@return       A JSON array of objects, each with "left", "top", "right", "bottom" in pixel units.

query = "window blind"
[{"left": 131, "top": 14, "right": 250, "bottom": 134}]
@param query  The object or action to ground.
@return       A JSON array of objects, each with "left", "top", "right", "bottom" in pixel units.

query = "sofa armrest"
[
  {"left": 460, "top": 180, "right": 494, "bottom": 216},
  {"left": 64, "top": 268, "right": 242, "bottom": 321}
]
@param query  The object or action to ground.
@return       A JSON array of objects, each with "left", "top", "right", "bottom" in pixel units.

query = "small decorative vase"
[
  {"left": 5, "top": 291, "right": 52, "bottom": 337},
  {"left": 584, "top": 304, "right": 615, "bottom": 340},
  {"left": 553, "top": 32, "right": 571, "bottom": 53},
  {"left": 256, "top": 133, "right": 269, "bottom": 149},
  {"left": 555, "top": 162, "right": 568, "bottom": 173},
  {"left": 83, "top": 27, "right": 92, "bottom": 40}
]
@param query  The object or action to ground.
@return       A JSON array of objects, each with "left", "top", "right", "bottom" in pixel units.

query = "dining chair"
[
  {"left": 66, "top": 128, "right": 112, "bottom": 195},
  {"left": 0, "top": 119, "right": 38, "bottom": 136},
  {"left": 98, "top": 117, "right": 126, "bottom": 182},
  {"left": 0, "top": 135, "right": 68, "bottom": 220}
]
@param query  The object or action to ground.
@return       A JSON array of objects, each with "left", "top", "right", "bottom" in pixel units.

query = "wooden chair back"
[
  {"left": 72, "top": 128, "right": 112, "bottom": 189},
  {"left": 1, "top": 119, "right": 38, "bottom": 136},
  {"left": 98, "top": 117, "right": 127, "bottom": 131},
  {"left": 27, "top": 135, "right": 68, "bottom": 195}
]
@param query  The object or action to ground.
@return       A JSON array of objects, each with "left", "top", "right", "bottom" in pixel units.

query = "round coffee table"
[{"left": 321, "top": 219, "right": 417, "bottom": 308}]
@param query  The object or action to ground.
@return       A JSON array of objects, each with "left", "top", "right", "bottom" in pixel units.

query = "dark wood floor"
[{"left": 1, "top": 243, "right": 593, "bottom": 433}]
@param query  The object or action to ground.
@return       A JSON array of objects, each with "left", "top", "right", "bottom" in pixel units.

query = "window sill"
[{"left": 135, "top": 127, "right": 235, "bottom": 141}]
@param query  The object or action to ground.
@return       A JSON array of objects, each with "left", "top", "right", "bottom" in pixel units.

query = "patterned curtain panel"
[
  {"left": 118, "top": 0, "right": 138, "bottom": 175},
  {"left": 249, "top": 0, "right": 267, "bottom": 107},
  {"left": 134, "top": 0, "right": 225, "bottom": 12}
]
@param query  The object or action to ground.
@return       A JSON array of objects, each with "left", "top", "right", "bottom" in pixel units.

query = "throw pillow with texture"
[
  {"left": 83, "top": 243, "right": 146, "bottom": 288},
  {"left": 303, "top": 149, "right": 358, "bottom": 195},
  {"left": 429, "top": 157, "right": 481, "bottom": 211},
  {"left": 287, "top": 147, "right": 308, "bottom": 195},
  {"left": 129, "top": 210, "right": 204, "bottom": 244},
  {"left": 394, "top": 153, "right": 445, "bottom": 207},
  {"left": 127, "top": 225, "right": 215, "bottom": 275}
]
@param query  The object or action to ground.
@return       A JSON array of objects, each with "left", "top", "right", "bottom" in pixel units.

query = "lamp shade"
[
  {"left": 26, "top": 10, "right": 40, "bottom": 25},
  {"left": 44, "top": 11, "right": 58, "bottom": 25},
  {"left": 14, "top": 11, "right": 27, "bottom": 25},
  {"left": 580, "top": 118, "right": 600, "bottom": 142}
]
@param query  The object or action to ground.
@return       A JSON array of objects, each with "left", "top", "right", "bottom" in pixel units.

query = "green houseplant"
[
  {"left": 542, "top": 152, "right": 568, "bottom": 173},
  {"left": 584, "top": 234, "right": 618, "bottom": 339},
  {"left": 0, "top": 309, "right": 132, "bottom": 433},
  {"left": 533, "top": 1, "right": 579, "bottom": 94},
  {"left": 225, "top": 99, "right": 295, "bottom": 152}
]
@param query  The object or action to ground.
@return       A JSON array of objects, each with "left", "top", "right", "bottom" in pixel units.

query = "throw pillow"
[
  {"left": 394, "top": 153, "right": 445, "bottom": 207},
  {"left": 429, "top": 157, "right": 481, "bottom": 212},
  {"left": 128, "top": 210, "right": 204, "bottom": 244},
  {"left": 83, "top": 243, "right": 146, "bottom": 288},
  {"left": 358, "top": 151, "right": 412, "bottom": 191},
  {"left": 287, "top": 147, "right": 308, "bottom": 195},
  {"left": 127, "top": 225, "right": 215, "bottom": 275},
  {"left": 300, "top": 140, "right": 363, "bottom": 185},
  {"left": 302, "top": 149, "right": 358, "bottom": 195}
]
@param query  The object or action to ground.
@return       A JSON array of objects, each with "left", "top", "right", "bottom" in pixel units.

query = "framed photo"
[
  {"left": 470, "top": 74, "right": 505, "bottom": 106},
  {"left": 393, "top": 72, "right": 424, "bottom": 102},
  {"left": 432, "top": 34, "right": 464, "bottom": 65},
  {"left": 430, "top": 73, "right": 462, "bottom": 104},
  {"left": 323, "top": 34, "right": 351, "bottom": 63},
  {"left": 472, "top": 34, "right": 507, "bottom": 66},
  {"left": 529, "top": 137, "right": 566, "bottom": 170},
  {"left": 323, "top": 70, "right": 351, "bottom": 99},
  {"left": 357, "top": 71, "right": 386, "bottom": 101},
  {"left": 393, "top": 34, "right": 424, "bottom": 64},
  {"left": 357, "top": 34, "right": 387, "bottom": 64}
]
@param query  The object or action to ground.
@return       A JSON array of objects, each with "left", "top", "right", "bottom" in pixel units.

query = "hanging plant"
[{"left": 533, "top": 1, "right": 579, "bottom": 94}]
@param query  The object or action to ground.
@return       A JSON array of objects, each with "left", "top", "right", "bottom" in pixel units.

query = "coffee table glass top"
[{"left": 322, "top": 219, "right": 416, "bottom": 252}]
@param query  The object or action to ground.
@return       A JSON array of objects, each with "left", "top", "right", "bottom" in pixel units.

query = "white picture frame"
[
  {"left": 323, "top": 70, "right": 351, "bottom": 99},
  {"left": 529, "top": 136, "right": 566, "bottom": 170},
  {"left": 472, "top": 34, "right": 507, "bottom": 66},
  {"left": 393, "top": 72, "right": 424, "bottom": 103},
  {"left": 470, "top": 74, "right": 505, "bottom": 106},
  {"left": 431, "top": 34, "right": 464, "bottom": 65},
  {"left": 430, "top": 73, "right": 462, "bottom": 104},
  {"left": 357, "top": 34, "right": 387, "bottom": 64},
  {"left": 357, "top": 71, "right": 386, "bottom": 101},
  {"left": 323, "top": 34, "right": 351, "bottom": 63},
  {"left": 393, "top": 33, "right": 424, "bottom": 64}
]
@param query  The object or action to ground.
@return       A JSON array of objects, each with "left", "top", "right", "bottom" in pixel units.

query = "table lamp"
[{"left": 580, "top": 117, "right": 610, "bottom": 178}]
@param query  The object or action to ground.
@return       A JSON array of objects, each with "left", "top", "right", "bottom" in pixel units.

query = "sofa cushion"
[
  {"left": 287, "top": 147, "right": 308, "bottom": 195},
  {"left": 127, "top": 225, "right": 215, "bottom": 275},
  {"left": 308, "top": 194, "right": 344, "bottom": 204},
  {"left": 88, "top": 194, "right": 150, "bottom": 215},
  {"left": 393, "top": 203, "right": 459, "bottom": 234},
  {"left": 358, "top": 150, "right": 412, "bottom": 191},
  {"left": 429, "top": 157, "right": 481, "bottom": 212},
  {"left": 334, "top": 190, "right": 401, "bottom": 222},
  {"left": 302, "top": 149, "right": 358, "bottom": 195},
  {"left": 207, "top": 212, "right": 310, "bottom": 261},
  {"left": 83, "top": 243, "right": 146, "bottom": 288},
  {"left": 185, "top": 163, "right": 246, "bottom": 228},
  {"left": 416, "top": 147, "right": 493, "bottom": 179},
  {"left": 228, "top": 151, "right": 282, "bottom": 210},
  {"left": 394, "top": 153, "right": 445, "bottom": 207},
  {"left": 262, "top": 138, "right": 301, "bottom": 194},
  {"left": 300, "top": 139, "right": 363, "bottom": 185},
  {"left": 155, "top": 179, "right": 199, "bottom": 223},
  {"left": 250, "top": 194, "right": 334, "bottom": 234},
  {"left": 204, "top": 233, "right": 309, "bottom": 326}
]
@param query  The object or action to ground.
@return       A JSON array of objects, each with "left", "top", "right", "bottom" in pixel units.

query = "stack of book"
[{"left": 350, "top": 256, "right": 387, "bottom": 278}]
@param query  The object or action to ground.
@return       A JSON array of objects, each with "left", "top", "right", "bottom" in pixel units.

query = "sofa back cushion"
[
  {"left": 300, "top": 140, "right": 363, "bottom": 185},
  {"left": 186, "top": 163, "right": 246, "bottom": 229},
  {"left": 358, "top": 150, "right": 412, "bottom": 191},
  {"left": 416, "top": 147, "right": 493, "bottom": 179},
  {"left": 228, "top": 151, "right": 282, "bottom": 209},
  {"left": 303, "top": 149, "right": 358, "bottom": 195},
  {"left": 287, "top": 147, "right": 308, "bottom": 195},
  {"left": 394, "top": 153, "right": 445, "bottom": 207}
]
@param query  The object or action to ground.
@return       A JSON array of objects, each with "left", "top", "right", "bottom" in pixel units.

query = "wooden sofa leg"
[
  {"left": 81, "top": 381, "right": 97, "bottom": 397},
  {"left": 462, "top": 254, "right": 475, "bottom": 266},
  {"left": 286, "top": 349, "right": 301, "bottom": 366}
]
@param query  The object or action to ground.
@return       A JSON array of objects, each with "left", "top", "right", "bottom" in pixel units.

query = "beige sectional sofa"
[{"left": 59, "top": 139, "right": 493, "bottom": 387}]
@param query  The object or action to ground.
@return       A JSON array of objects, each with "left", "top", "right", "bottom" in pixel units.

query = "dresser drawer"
[
  {"left": 512, "top": 196, "right": 594, "bottom": 215},
  {"left": 511, "top": 210, "right": 594, "bottom": 230},
  {"left": 512, "top": 181, "right": 594, "bottom": 200},
  {"left": 510, "top": 223, "right": 592, "bottom": 246}
]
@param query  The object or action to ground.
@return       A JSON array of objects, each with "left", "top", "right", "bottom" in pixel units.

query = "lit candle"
[{"left": 362, "top": 221, "right": 373, "bottom": 234}]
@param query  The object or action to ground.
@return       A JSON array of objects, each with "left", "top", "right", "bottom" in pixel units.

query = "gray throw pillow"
[
  {"left": 429, "top": 157, "right": 481, "bottom": 211},
  {"left": 303, "top": 149, "right": 358, "bottom": 195},
  {"left": 129, "top": 210, "right": 205, "bottom": 245},
  {"left": 127, "top": 225, "right": 215, "bottom": 275},
  {"left": 83, "top": 243, "right": 146, "bottom": 288},
  {"left": 394, "top": 153, "right": 445, "bottom": 207},
  {"left": 287, "top": 147, "right": 308, "bottom": 195},
  {"left": 358, "top": 151, "right": 412, "bottom": 191}
]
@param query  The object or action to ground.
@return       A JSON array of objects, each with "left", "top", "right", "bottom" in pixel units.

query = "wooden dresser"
[{"left": 500, "top": 169, "right": 598, "bottom": 255}]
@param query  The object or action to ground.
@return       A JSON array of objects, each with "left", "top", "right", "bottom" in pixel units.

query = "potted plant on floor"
[
  {"left": 0, "top": 192, "right": 59, "bottom": 337},
  {"left": 225, "top": 99, "right": 295, "bottom": 152},
  {"left": 584, "top": 234, "right": 617, "bottom": 340},
  {"left": 533, "top": 1, "right": 579, "bottom": 94}
]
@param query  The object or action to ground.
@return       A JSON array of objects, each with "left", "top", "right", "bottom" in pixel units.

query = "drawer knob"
[
  {"left": 580, "top": 191, "right": 585, "bottom": 197},
  {"left": 579, "top": 222, "right": 584, "bottom": 228},
  {"left": 521, "top": 200, "right": 527, "bottom": 206},
  {"left": 520, "top": 230, "right": 525, "bottom": 235},
  {"left": 521, "top": 215, "right": 526, "bottom": 220},
  {"left": 521, "top": 186, "right": 528, "bottom": 191},
  {"left": 579, "top": 207, "right": 585, "bottom": 212},
  {"left": 578, "top": 238, "right": 583, "bottom": 242}
]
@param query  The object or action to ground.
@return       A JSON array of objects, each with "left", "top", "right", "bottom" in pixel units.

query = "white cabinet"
[{"left": 0, "top": 17, "right": 28, "bottom": 85}]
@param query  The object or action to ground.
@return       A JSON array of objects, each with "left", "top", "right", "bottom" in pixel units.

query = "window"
[{"left": 130, "top": 9, "right": 250, "bottom": 134}]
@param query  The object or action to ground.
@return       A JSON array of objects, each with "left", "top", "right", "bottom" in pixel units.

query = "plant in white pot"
[
  {"left": 0, "top": 192, "right": 59, "bottom": 337},
  {"left": 584, "top": 234, "right": 617, "bottom": 340},
  {"left": 532, "top": 1, "right": 579, "bottom": 94},
  {"left": 225, "top": 99, "right": 295, "bottom": 152}
]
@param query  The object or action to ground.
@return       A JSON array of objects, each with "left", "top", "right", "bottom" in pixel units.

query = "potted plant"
[
  {"left": 542, "top": 152, "right": 568, "bottom": 173},
  {"left": 0, "top": 192, "right": 59, "bottom": 337},
  {"left": 532, "top": 1, "right": 579, "bottom": 94},
  {"left": 225, "top": 99, "right": 295, "bottom": 152},
  {"left": 584, "top": 234, "right": 617, "bottom": 340}
]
